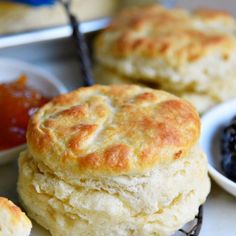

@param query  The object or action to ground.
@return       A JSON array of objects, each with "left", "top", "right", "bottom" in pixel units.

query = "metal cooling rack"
[{"left": 178, "top": 206, "right": 203, "bottom": 236}]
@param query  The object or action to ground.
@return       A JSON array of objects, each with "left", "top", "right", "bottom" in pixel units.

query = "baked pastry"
[
  {"left": 18, "top": 85, "right": 210, "bottom": 236},
  {"left": 0, "top": 197, "right": 32, "bottom": 236},
  {"left": 94, "top": 5, "right": 236, "bottom": 113}
]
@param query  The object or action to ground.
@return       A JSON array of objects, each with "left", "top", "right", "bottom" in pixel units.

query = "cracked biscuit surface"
[{"left": 27, "top": 85, "right": 200, "bottom": 177}]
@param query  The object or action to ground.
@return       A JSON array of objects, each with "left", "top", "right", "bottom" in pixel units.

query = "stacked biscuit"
[
  {"left": 94, "top": 5, "right": 236, "bottom": 113},
  {"left": 18, "top": 85, "right": 210, "bottom": 236},
  {"left": 0, "top": 197, "right": 31, "bottom": 236}
]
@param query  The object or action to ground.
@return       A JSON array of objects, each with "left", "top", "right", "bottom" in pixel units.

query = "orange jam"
[{"left": 0, "top": 75, "right": 49, "bottom": 151}]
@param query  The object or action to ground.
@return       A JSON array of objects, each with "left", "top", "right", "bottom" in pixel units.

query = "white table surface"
[{"left": 0, "top": 35, "right": 235, "bottom": 236}]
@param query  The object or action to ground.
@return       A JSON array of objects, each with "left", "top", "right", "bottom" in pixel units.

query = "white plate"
[
  {"left": 0, "top": 58, "right": 67, "bottom": 165},
  {"left": 200, "top": 99, "right": 236, "bottom": 197}
]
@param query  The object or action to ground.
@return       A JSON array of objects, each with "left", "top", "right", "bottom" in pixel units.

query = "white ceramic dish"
[
  {"left": 0, "top": 58, "right": 67, "bottom": 165},
  {"left": 200, "top": 99, "right": 236, "bottom": 197}
]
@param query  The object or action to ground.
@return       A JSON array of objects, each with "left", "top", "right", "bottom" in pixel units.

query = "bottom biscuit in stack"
[
  {"left": 18, "top": 85, "right": 210, "bottom": 236},
  {"left": 19, "top": 147, "right": 209, "bottom": 236}
]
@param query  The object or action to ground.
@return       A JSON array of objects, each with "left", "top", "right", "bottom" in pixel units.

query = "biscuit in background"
[{"left": 94, "top": 5, "right": 236, "bottom": 113}]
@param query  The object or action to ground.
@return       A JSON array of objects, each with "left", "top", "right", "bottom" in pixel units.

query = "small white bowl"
[
  {"left": 0, "top": 58, "right": 67, "bottom": 165},
  {"left": 200, "top": 99, "right": 236, "bottom": 197}
]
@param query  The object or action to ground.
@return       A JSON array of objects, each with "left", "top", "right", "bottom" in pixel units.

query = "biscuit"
[
  {"left": 94, "top": 5, "right": 236, "bottom": 112},
  {"left": 27, "top": 85, "right": 200, "bottom": 177},
  {"left": 18, "top": 147, "right": 210, "bottom": 236},
  {"left": 0, "top": 197, "right": 32, "bottom": 236},
  {"left": 19, "top": 85, "right": 210, "bottom": 236}
]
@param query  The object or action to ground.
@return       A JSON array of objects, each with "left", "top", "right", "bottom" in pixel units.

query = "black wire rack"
[
  {"left": 177, "top": 206, "right": 203, "bottom": 236},
  {"left": 60, "top": 2, "right": 204, "bottom": 236},
  {"left": 59, "top": 0, "right": 94, "bottom": 87}
]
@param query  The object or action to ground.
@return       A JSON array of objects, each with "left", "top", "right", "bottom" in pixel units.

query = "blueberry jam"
[{"left": 220, "top": 116, "right": 236, "bottom": 182}]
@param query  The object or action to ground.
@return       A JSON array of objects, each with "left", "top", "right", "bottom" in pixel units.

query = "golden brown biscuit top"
[
  {"left": 0, "top": 197, "right": 31, "bottom": 227},
  {"left": 95, "top": 5, "right": 236, "bottom": 67},
  {"left": 27, "top": 85, "right": 200, "bottom": 176}
]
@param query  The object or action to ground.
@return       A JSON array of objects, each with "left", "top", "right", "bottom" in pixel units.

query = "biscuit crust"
[{"left": 27, "top": 85, "right": 200, "bottom": 176}]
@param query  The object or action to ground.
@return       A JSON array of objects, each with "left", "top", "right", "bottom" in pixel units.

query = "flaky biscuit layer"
[{"left": 18, "top": 148, "right": 210, "bottom": 236}]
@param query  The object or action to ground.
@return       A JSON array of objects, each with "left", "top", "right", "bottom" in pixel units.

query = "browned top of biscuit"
[
  {"left": 27, "top": 85, "right": 200, "bottom": 176},
  {"left": 95, "top": 5, "right": 236, "bottom": 67}
]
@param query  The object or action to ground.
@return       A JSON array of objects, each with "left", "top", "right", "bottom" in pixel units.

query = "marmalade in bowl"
[{"left": 0, "top": 75, "right": 49, "bottom": 151}]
